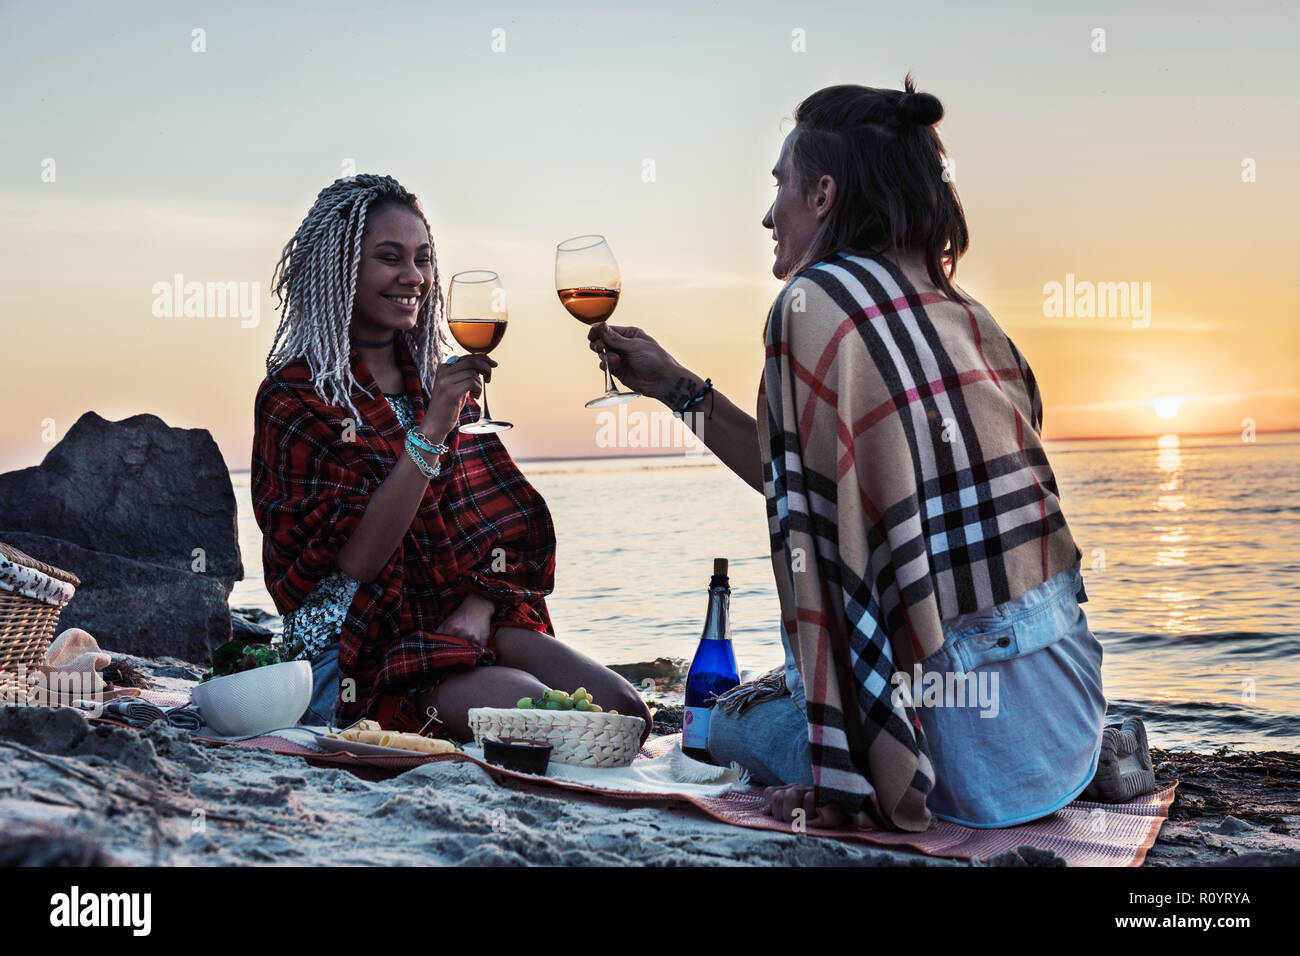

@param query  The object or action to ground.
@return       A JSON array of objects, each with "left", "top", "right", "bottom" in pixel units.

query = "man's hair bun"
[{"left": 898, "top": 91, "right": 944, "bottom": 127}]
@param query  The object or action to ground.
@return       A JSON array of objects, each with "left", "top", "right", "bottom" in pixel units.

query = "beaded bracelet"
[{"left": 673, "top": 378, "right": 714, "bottom": 420}]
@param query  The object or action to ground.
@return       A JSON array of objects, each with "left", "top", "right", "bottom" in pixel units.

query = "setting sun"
[{"left": 1153, "top": 397, "right": 1182, "bottom": 420}]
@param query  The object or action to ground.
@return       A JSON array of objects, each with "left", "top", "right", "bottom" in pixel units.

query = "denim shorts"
[
  {"left": 298, "top": 645, "right": 340, "bottom": 728},
  {"left": 706, "top": 563, "right": 1109, "bottom": 828},
  {"left": 707, "top": 691, "right": 814, "bottom": 787}
]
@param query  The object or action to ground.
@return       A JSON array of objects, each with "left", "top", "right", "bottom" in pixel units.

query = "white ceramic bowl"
[{"left": 190, "top": 660, "right": 313, "bottom": 737}]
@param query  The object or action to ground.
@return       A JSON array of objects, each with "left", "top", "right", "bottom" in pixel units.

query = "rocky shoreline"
[{"left": 1142, "top": 747, "right": 1300, "bottom": 866}]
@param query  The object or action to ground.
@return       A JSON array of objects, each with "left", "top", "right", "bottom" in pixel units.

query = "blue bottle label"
[{"left": 682, "top": 705, "right": 712, "bottom": 749}]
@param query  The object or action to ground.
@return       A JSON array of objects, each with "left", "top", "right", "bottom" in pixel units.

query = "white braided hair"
[{"left": 265, "top": 174, "right": 448, "bottom": 423}]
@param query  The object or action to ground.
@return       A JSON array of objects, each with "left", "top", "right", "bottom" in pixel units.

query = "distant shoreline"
[{"left": 222, "top": 429, "right": 1300, "bottom": 473}]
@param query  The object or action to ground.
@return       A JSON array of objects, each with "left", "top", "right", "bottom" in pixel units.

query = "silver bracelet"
[
  {"left": 405, "top": 431, "right": 446, "bottom": 479},
  {"left": 408, "top": 430, "right": 450, "bottom": 455}
]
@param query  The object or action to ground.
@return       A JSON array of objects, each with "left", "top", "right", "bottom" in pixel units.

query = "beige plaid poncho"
[{"left": 756, "top": 251, "right": 1082, "bottom": 831}]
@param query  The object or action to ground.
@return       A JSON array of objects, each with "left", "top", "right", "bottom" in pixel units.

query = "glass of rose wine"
[
  {"left": 447, "top": 270, "right": 512, "bottom": 433},
  {"left": 555, "top": 234, "right": 640, "bottom": 408}
]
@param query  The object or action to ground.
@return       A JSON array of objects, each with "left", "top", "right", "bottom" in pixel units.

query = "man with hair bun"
[{"left": 592, "top": 77, "right": 1152, "bottom": 831}]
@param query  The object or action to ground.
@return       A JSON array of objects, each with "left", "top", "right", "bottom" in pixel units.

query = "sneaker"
[{"left": 1083, "top": 716, "right": 1156, "bottom": 802}]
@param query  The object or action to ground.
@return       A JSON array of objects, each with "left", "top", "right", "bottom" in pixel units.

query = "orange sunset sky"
[{"left": 2, "top": 1, "right": 1297, "bottom": 473}]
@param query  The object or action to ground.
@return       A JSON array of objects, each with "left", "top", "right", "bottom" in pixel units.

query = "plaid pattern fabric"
[
  {"left": 252, "top": 332, "right": 556, "bottom": 727},
  {"left": 760, "top": 252, "right": 1082, "bottom": 832}
]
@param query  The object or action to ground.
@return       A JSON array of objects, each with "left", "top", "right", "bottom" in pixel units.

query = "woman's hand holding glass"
[{"left": 422, "top": 354, "right": 497, "bottom": 444}]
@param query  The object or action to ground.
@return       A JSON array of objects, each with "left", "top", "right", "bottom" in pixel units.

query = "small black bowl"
[{"left": 482, "top": 737, "right": 552, "bottom": 775}]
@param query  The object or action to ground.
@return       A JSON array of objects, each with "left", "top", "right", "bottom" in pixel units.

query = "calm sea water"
[{"left": 229, "top": 431, "right": 1300, "bottom": 753}]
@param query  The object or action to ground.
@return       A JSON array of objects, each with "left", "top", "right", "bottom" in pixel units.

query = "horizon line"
[{"left": 217, "top": 426, "right": 1299, "bottom": 473}]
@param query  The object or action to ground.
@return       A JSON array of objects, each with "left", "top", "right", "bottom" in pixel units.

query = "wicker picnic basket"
[
  {"left": 467, "top": 707, "right": 646, "bottom": 769},
  {"left": 0, "top": 541, "right": 80, "bottom": 703}
]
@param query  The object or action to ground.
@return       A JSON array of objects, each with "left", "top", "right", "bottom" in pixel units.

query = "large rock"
[
  {"left": 0, "top": 412, "right": 242, "bottom": 590},
  {"left": 0, "top": 412, "right": 242, "bottom": 662},
  {"left": 0, "top": 531, "right": 230, "bottom": 663},
  {"left": 607, "top": 657, "right": 689, "bottom": 693}
]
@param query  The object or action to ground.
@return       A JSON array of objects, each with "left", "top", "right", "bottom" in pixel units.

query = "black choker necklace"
[{"left": 351, "top": 334, "right": 395, "bottom": 348}]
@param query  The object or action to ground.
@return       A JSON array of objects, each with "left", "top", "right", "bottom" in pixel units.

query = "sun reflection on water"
[{"left": 1147, "top": 434, "right": 1203, "bottom": 633}]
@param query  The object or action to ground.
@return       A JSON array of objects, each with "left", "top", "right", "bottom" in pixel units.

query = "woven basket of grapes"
[{"left": 468, "top": 687, "right": 645, "bottom": 769}]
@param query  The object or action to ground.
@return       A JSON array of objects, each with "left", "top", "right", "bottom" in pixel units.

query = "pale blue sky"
[{"left": 2, "top": 0, "right": 1296, "bottom": 470}]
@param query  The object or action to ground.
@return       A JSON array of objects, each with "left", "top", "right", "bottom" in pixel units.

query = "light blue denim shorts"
[
  {"left": 707, "top": 563, "right": 1108, "bottom": 828},
  {"left": 707, "top": 691, "right": 814, "bottom": 788},
  {"left": 298, "top": 645, "right": 340, "bottom": 728}
]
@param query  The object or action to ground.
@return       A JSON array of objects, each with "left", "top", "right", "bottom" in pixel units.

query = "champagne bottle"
[{"left": 682, "top": 558, "right": 740, "bottom": 763}]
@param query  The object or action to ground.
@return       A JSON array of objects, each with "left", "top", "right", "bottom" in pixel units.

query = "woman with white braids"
[{"left": 252, "top": 174, "right": 651, "bottom": 741}]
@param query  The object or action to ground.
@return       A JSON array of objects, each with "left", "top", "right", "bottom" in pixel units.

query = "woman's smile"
[{"left": 383, "top": 292, "right": 421, "bottom": 313}]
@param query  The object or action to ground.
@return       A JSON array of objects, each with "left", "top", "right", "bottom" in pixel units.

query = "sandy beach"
[{"left": 2, "top": 652, "right": 1297, "bottom": 867}]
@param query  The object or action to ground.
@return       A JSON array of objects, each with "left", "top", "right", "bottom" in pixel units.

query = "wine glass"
[
  {"left": 447, "top": 270, "right": 512, "bottom": 433},
  {"left": 555, "top": 234, "right": 640, "bottom": 408}
]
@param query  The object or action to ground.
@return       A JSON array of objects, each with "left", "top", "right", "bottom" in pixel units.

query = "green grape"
[
  {"left": 516, "top": 697, "right": 533, "bottom": 709},
  {"left": 560, "top": 696, "right": 576, "bottom": 710},
  {"left": 609, "top": 709, "right": 619, "bottom": 715},
  {"left": 575, "top": 699, "right": 591, "bottom": 711},
  {"left": 573, "top": 687, "right": 589, "bottom": 700},
  {"left": 590, "top": 704, "right": 603, "bottom": 713},
  {"left": 544, "top": 699, "right": 562, "bottom": 710}
]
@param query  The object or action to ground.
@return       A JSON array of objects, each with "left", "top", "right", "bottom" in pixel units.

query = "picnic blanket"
[
  {"left": 197, "top": 731, "right": 1174, "bottom": 866},
  {"left": 122, "top": 689, "right": 1173, "bottom": 867},
  {"left": 757, "top": 252, "right": 1085, "bottom": 832}
]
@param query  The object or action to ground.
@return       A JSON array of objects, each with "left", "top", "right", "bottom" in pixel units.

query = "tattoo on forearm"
[{"left": 664, "top": 375, "right": 699, "bottom": 409}]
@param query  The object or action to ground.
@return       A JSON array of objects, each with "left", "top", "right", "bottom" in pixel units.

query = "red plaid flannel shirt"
[{"left": 251, "top": 333, "right": 556, "bottom": 730}]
